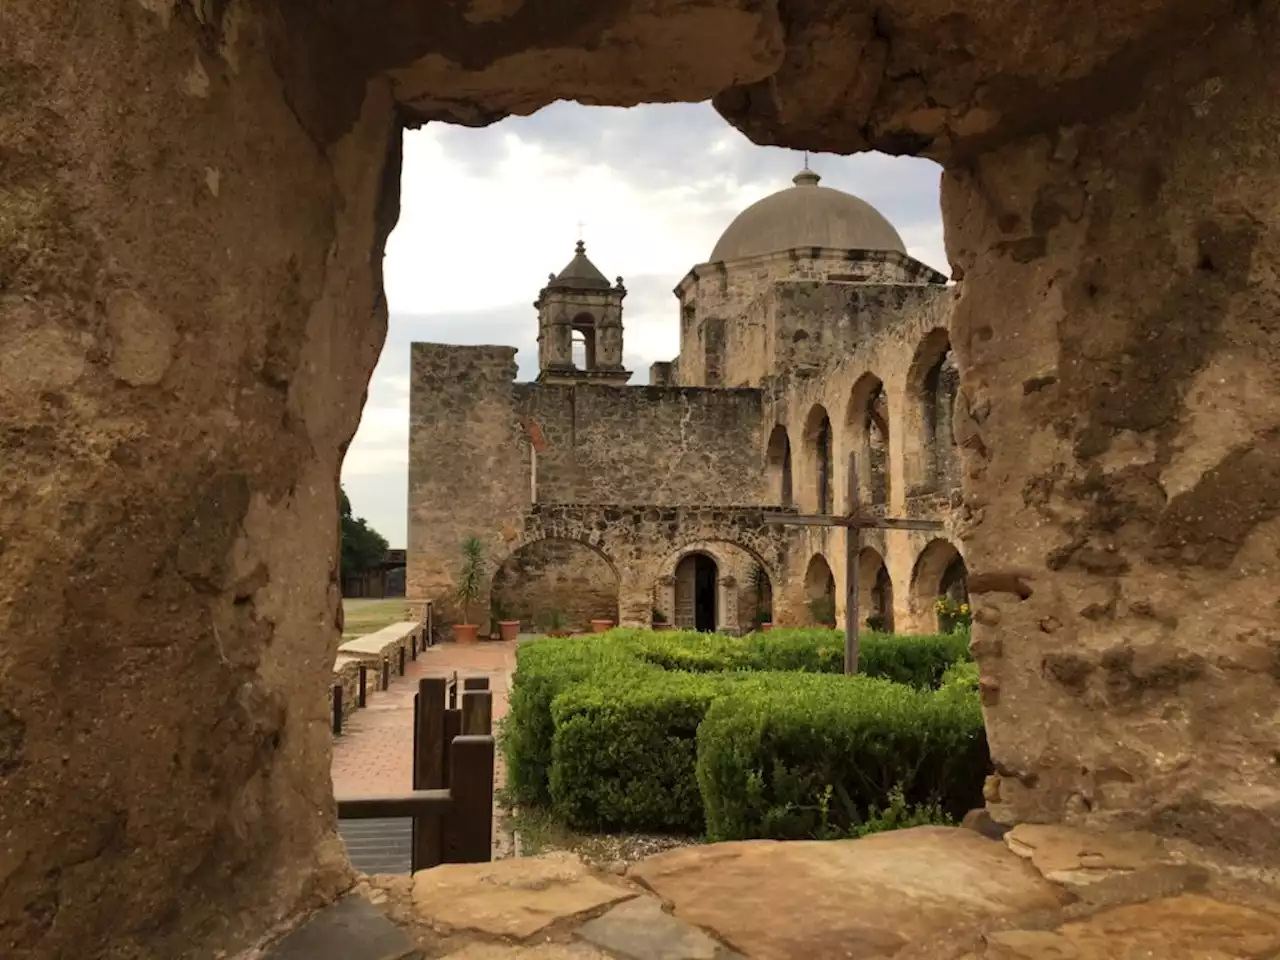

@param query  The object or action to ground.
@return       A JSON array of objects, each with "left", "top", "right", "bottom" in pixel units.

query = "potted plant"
[
  {"left": 453, "top": 536, "right": 485, "bottom": 645},
  {"left": 651, "top": 606, "right": 671, "bottom": 631},
  {"left": 808, "top": 595, "right": 837, "bottom": 629},
  {"left": 542, "top": 608, "right": 571, "bottom": 638},
  {"left": 934, "top": 595, "right": 972, "bottom": 634},
  {"left": 491, "top": 598, "right": 520, "bottom": 643},
  {"left": 590, "top": 616, "right": 614, "bottom": 633}
]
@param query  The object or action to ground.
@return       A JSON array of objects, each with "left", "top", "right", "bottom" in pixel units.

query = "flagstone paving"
[{"left": 265, "top": 823, "right": 1280, "bottom": 960}]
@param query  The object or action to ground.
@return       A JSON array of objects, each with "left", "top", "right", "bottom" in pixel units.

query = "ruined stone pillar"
[
  {"left": 654, "top": 575, "right": 677, "bottom": 625},
  {"left": 0, "top": 5, "right": 397, "bottom": 956},
  {"left": 718, "top": 575, "right": 739, "bottom": 634},
  {"left": 947, "top": 19, "right": 1280, "bottom": 857}
]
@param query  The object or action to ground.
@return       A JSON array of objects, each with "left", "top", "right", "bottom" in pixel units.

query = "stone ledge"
[{"left": 264, "top": 894, "right": 420, "bottom": 960}]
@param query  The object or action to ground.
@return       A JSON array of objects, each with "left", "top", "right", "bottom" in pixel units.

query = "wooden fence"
[{"left": 335, "top": 675, "right": 495, "bottom": 870}]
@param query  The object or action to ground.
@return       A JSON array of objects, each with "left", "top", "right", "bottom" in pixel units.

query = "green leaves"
[
  {"left": 501, "top": 628, "right": 988, "bottom": 839},
  {"left": 339, "top": 484, "right": 390, "bottom": 576},
  {"left": 455, "top": 536, "right": 486, "bottom": 624}
]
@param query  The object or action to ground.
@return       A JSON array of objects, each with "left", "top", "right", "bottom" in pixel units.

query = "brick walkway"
[{"left": 331, "top": 638, "right": 520, "bottom": 869}]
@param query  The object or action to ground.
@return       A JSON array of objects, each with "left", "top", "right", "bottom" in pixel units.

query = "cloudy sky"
[{"left": 342, "top": 101, "right": 946, "bottom": 547}]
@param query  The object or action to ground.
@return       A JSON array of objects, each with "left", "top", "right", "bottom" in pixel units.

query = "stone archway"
[
  {"left": 801, "top": 404, "right": 834, "bottom": 514},
  {"left": 803, "top": 553, "right": 837, "bottom": 626},
  {"left": 910, "top": 539, "right": 968, "bottom": 633},
  {"left": 674, "top": 552, "right": 719, "bottom": 632},
  {"left": 492, "top": 537, "right": 619, "bottom": 632},
  {"left": 765, "top": 424, "right": 794, "bottom": 507},
  {"left": 904, "top": 329, "right": 960, "bottom": 497},
  {"left": 857, "top": 546, "right": 895, "bottom": 633},
  {"left": 12, "top": 5, "right": 1280, "bottom": 954},
  {"left": 655, "top": 539, "right": 775, "bottom": 635},
  {"left": 845, "top": 372, "right": 890, "bottom": 508}
]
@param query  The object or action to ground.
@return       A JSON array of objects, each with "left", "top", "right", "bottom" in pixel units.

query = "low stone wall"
[{"left": 329, "top": 621, "right": 425, "bottom": 732}]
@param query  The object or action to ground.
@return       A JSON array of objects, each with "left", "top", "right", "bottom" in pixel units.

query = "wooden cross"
[{"left": 764, "top": 453, "right": 944, "bottom": 675}]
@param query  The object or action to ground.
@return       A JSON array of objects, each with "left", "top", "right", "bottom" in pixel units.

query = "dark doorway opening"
[
  {"left": 693, "top": 554, "right": 718, "bottom": 632},
  {"left": 675, "top": 552, "right": 719, "bottom": 632}
]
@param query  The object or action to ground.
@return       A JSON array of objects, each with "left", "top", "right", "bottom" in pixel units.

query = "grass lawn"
[{"left": 341, "top": 598, "right": 410, "bottom": 640}]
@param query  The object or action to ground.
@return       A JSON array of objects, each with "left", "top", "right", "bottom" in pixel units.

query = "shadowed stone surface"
[
  {"left": 446, "top": 946, "right": 612, "bottom": 960},
  {"left": 266, "top": 895, "right": 419, "bottom": 960},
  {"left": 412, "top": 852, "right": 634, "bottom": 938},
  {"left": 577, "top": 896, "right": 735, "bottom": 960},
  {"left": 628, "top": 827, "right": 1064, "bottom": 959}
]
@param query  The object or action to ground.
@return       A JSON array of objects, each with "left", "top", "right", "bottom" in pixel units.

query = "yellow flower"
[{"left": 960, "top": 604, "right": 970, "bottom": 614}]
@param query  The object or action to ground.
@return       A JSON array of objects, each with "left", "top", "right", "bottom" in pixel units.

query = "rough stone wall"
[
  {"left": 0, "top": 4, "right": 404, "bottom": 956},
  {"left": 675, "top": 249, "right": 946, "bottom": 387},
  {"left": 762, "top": 279, "right": 965, "bottom": 634},
  {"left": 508, "top": 504, "right": 792, "bottom": 629},
  {"left": 518, "top": 384, "right": 768, "bottom": 505},
  {"left": 406, "top": 344, "right": 529, "bottom": 630},
  {"left": 943, "top": 15, "right": 1280, "bottom": 855},
  {"left": 492, "top": 539, "right": 620, "bottom": 630}
]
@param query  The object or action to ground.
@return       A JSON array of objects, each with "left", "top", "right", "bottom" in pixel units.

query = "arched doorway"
[
  {"left": 804, "top": 553, "right": 837, "bottom": 626},
  {"left": 858, "top": 547, "right": 895, "bottom": 632},
  {"left": 910, "top": 538, "right": 969, "bottom": 632},
  {"left": 675, "top": 552, "right": 719, "bottom": 632},
  {"left": 492, "top": 538, "right": 619, "bottom": 632}
]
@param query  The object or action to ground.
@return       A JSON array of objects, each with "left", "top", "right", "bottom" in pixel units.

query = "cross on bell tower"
[{"left": 534, "top": 239, "right": 632, "bottom": 386}]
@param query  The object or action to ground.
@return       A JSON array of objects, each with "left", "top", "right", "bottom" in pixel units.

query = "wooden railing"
[{"left": 336, "top": 676, "right": 495, "bottom": 870}]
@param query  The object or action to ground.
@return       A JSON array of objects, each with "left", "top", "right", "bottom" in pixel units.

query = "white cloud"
[{"left": 343, "top": 104, "right": 946, "bottom": 548}]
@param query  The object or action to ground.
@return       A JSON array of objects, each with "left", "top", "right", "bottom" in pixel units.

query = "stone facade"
[{"left": 408, "top": 180, "right": 969, "bottom": 639}]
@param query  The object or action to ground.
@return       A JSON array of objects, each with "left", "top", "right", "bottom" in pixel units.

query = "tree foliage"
[{"left": 340, "top": 485, "right": 390, "bottom": 576}]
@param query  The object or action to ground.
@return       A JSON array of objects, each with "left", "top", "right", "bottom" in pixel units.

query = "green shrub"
[
  {"left": 502, "top": 628, "right": 986, "bottom": 836},
  {"left": 696, "top": 673, "right": 988, "bottom": 841}
]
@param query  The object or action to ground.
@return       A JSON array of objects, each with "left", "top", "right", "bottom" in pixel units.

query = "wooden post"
[
  {"left": 462, "top": 690, "right": 493, "bottom": 736},
  {"left": 398, "top": 643, "right": 406, "bottom": 676},
  {"left": 448, "top": 671, "right": 459, "bottom": 709},
  {"left": 331, "top": 684, "right": 343, "bottom": 735},
  {"left": 411, "top": 677, "right": 447, "bottom": 870},
  {"left": 381, "top": 656, "right": 390, "bottom": 690},
  {"left": 357, "top": 665, "right": 367, "bottom": 707},
  {"left": 845, "top": 452, "right": 861, "bottom": 676},
  {"left": 441, "top": 708, "right": 463, "bottom": 788},
  {"left": 463, "top": 676, "right": 490, "bottom": 692},
  {"left": 445, "top": 735, "right": 495, "bottom": 863}
]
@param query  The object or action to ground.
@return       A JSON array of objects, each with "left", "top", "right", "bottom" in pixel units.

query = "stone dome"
[{"left": 709, "top": 167, "right": 907, "bottom": 262}]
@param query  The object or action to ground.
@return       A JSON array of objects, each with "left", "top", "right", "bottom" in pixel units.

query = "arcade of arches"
[{"left": 9, "top": 4, "right": 1280, "bottom": 956}]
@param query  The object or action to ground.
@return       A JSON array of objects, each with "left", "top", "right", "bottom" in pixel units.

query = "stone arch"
[
  {"left": 801, "top": 403, "right": 834, "bottom": 514},
  {"left": 571, "top": 311, "right": 598, "bottom": 369},
  {"left": 654, "top": 538, "right": 777, "bottom": 634},
  {"left": 904, "top": 328, "right": 960, "bottom": 496},
  {"left": 492, "top": 536, "right": 620, "bottom": 632},
  {"left": 845, "top": 372, "right": 890, "bottom": 509},
  {"left": 910, "top": 538, "right": 969, "bottom": 632},
  {"left": 857, "top": 546, "right": 895, "bottom": 632},
  {"left": 803, "top": 552, "right": 837, "bottom": 626},
  {"left": 765, "top": 424, "right": 794, "bottom": 506}
]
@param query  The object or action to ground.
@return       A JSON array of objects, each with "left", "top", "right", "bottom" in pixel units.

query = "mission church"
[{"left": 407, "top": 163, "right": 970, "bottom": 635}]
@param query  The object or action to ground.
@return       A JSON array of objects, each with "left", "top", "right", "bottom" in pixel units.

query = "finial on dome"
[
  {"left": 793, "top": 160, "right": 821, "bottom": 187},
  {"left": 575, "top": 239, "right": 586, "bottom": 254}
]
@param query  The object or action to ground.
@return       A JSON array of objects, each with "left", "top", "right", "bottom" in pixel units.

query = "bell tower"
[{"left": 535, "top": 240, "right": 631, "bottom": 386}]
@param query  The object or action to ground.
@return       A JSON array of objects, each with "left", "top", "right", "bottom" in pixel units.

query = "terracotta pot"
[
  {"left": 652, "top": 622, "right": 672, "bottom": 632},
  {"left": 499, "top": 620, "right": 521, "bottom": 642},
  {"left": 454, "top": 623, "right": 479, "bottom": 645},
  {"left": 590, "top": 619, "right": 613, "bottom": 633},
  {"left": 760, "top": 622, "right": 773, "bottom": 632}
]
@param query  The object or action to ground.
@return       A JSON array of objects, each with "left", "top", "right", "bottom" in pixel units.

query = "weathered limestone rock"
[
  {"left": 982, "top": 894, "right": 1280, "bottom": 960},
  {"left": 445, "top": 946, "right": 612, "bottom": 960},
  {"left": 628, "top": 827, "right": 1064, "bottom": 959},
  {"left": 577, "top": 896, "right": 735, "bottom": 960},
  {"left": 944, "top": 11, "right": 1280, "bottom": 855},
  {"left": 412, "top": 853, "right": 634, "bottom": 938}
]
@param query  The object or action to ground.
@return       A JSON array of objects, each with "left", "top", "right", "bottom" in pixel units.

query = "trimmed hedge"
[
  {"left": 503, "top": 627, "right": 986, "bottom": 835},
  {"left": 696, "top": 673, "right": 989, "bottom": 840}
]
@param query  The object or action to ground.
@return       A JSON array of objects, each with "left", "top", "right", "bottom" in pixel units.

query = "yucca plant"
[{"left": 455, "top": 536, "right": 486, "bottom": 625}]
